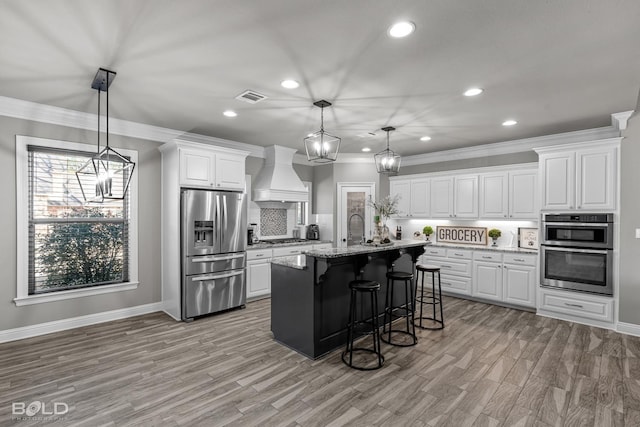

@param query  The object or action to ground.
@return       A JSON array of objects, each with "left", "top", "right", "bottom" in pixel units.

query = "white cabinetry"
[
  {"left": 538, "top": 287, "right": 613, "bottom": 325},
  {"left": 472, "top": 252, "right": 503, "bottom": 302},
  {"left": 178, "top": 144, "right": 247, "bottom": 191},
  {"left": 421, "top": 247, "right": 472, "bottom": 295},
  {"left": 480, "top": 170, "right": 537, "bottom": 219},
  {"left": 536, "top": 139, "right": 619, "bottom": 211},
  {"left": 454, "top": 175, "right": 479, "bottom": 218},
  {"left": 390, "top": 178, "right": 429, "bottom": 217},
  {"left": 502, "top": 253, "right": 536, "bottom": 307},
  {"left": 430, "top": 177, "right": 454, "bottom": 218},
  {"left": 247, "top": 249, "right": 272, "bottom": 300}
]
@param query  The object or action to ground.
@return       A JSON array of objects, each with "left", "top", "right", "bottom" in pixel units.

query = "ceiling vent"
[{"left": 235, "top": 90, "right": 268, "bottom": 104}]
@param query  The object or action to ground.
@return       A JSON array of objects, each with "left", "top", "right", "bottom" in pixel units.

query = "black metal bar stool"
[
  {"left": 414, "top": 264, "right": 444, "bottom": 330},
  {"left": 381, "top": 270, "right": 417, "bottom": 347},
  {"left": 342, "top": 279, "right": 384, "bottom": 370}
]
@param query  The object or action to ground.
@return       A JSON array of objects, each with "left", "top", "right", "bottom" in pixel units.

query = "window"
[
  {"left": 296, "top": 181, "right": 312, "bottom": 226},
  {"left": 16, "top": 136, "right": 138, "bottom": 305}
]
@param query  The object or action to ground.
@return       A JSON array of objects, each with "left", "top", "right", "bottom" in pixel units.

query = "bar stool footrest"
[
  {"left": 379, "top": 329, "right": 418, "bottom": 347},
  {"left": 341, "top": 349, "right": 385, "bottom": 371},
  {"left": 414, "top": 316, "right": 444, "bottom": 330}
]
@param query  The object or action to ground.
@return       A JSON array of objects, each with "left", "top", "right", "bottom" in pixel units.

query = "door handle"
[
  {"left": 193, "top": 270, "right": 244, "bottom": 281},
  {"left": 192, "top": 253, "right": 245, "bottom": 262}
]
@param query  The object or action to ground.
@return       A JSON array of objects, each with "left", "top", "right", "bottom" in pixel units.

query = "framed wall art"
[{"left": 518, "top": 227, "right": 539, "bottom": 249}]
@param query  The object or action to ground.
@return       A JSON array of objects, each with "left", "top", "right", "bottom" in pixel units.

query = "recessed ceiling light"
[
  {"left": 464, "top": 88, "right": 483, "bottom": 97},
  {"left": 281, "top": 79, "right": 299, "bottom": 89},
  {"left": 502, "top": 119, "right": 517, "bottom": 126},
  {"left": 223, "top": 110, "right": 237, "bottom": 118},
  {"left": 362, "top": 147, "right": 371, "bottom": 152},
  {"left": 388, "top": 21, "right": 415, "bottom": 38},
  {"left": 420, "top": 136, "right": 431, "bottom": 142}
]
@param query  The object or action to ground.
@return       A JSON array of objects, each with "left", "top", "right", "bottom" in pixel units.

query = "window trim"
[{"left": 15, "top": 135, "right": 139, "bottom": 306}]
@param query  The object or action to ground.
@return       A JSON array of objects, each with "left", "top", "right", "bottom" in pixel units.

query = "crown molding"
[
  {"left": 401, "top": 125, "right": 621, "bottom": 167},
  {"left": 0, "top": 95, "right": 628, "bottom": 167},
  {"left": 611, "top": 110, "right": 634, "bottom": 130}
]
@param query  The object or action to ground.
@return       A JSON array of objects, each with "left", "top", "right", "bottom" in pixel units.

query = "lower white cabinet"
[
  {"left": 247, "top": 249, "right": 272, "bottom": 300},
  {"left": 420, "top": 247, "right": 472, "bottom": 296},
  {"left": 472, "top": 251, "right": 536, "bottom": 308},
  {"left": 538, "top": 287, "right": 613, "bottom": 324}
]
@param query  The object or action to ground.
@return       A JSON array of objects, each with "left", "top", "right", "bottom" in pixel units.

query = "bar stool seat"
[
  {"left": 415, "top": 264, "right": 444, "bottom": 330},
  {"left": 342, "top": 279, "right": 384, "bottom": 370},
  {"left": 381, "top": 270, "right": 418, "bottom": 347}
]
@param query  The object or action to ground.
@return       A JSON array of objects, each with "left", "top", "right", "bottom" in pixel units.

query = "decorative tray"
[{"left": 360, "top": 242, "right": 394, "bottom": 247}]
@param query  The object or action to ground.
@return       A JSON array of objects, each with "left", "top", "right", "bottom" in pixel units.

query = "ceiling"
[{"left": 1, "top": 0, "right": 639, "bottom": 157}]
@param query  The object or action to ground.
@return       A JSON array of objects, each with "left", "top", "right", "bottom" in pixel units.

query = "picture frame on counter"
[{"left": 518, "top": 227, "right": 539, "bottom": 249}]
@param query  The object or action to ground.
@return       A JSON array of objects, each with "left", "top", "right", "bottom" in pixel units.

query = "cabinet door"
[
  {"left": 390, "top": 179, "right": 411, "bottom": 217},
  {"left": 503, "top": 264, "right": 536, "bottom": 308},
  {"left": 473, "top": 261, "right": 503, "bottom": 301},
  {"left": 576, "top": 147, "right": 616, "bottom": 210},
  {"left": 247, "top": 260, "right": 271, "bottom": 299},
  {"left": 180, "top": 149, "right": 214, "bottom": 187},
  {"left": 509, "top": 170, "right": 538, "bottom": 219},
  {"left": 454, "top": 175, "right": 478, "bottom": 218},
  {"left": 410, "top": 179, "right": 430, "bottom": 217},
  {"left": 430, "top": 177, "right": 454, "bottom": 218},
  {"left": 479, "top": 173, "right": 508, "bottom": 219},
  {"left": 540, "top": 152, "right": 575, "bottom": 210},
  {"left": 215, "top": 153, "right": 246, "bottom": 191}
]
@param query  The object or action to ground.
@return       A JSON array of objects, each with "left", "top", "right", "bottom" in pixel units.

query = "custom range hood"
[{"left": 253, "top": 145, "right": 308, "bottom": 203}]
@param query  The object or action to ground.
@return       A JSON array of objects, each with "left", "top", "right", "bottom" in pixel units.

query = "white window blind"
[{"left": 27, "top": 145, "right": 130, "bottom": 294}]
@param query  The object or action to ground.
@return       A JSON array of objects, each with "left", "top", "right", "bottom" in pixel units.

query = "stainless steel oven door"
[
  {"left": 542, "top": 222, "right": 613, "bottom": 249},
  {"left": 540, "top": 246, "right": 613, "bottom": 296}
]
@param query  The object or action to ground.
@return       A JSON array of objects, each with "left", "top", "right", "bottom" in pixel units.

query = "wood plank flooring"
[{"left": 1, "top": 296, "right": 640, "bottom": 426}]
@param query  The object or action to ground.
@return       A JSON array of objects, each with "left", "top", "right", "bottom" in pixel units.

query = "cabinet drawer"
[
  {"left": 503, "top": 253, "right": 537, "bottom": 266},
  {"left": 539, "top": 289, "right": 613, "bottom": 323},
  {"left": 473, "top": 251, "right": 503, "bottom": 262},
  {"left": 439, "top": 274, "right": 472, "bottom": 295},
  {"left": 272, "top": 246, "right": 312, "bottom": 257},
  {"left": 447, "top": 249, "right": 472, "bottom": 259},
  {"left": 434, "top": 258, "right": 472, "bottom": 276},
  {"left": 247, "top": 249, "right": 273, "bottom": 260},
  {"left": 423, "top": 246, "right": 447, "bottom": 257}
]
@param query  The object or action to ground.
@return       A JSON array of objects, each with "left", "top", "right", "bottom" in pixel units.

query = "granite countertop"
[
  {"left": 270, "top": 255, "right": 307, "bottom": 270},
  {"left": 248, "top": 240, "right": 332, "bottom": 250},
  {"left": 425, "top": 241, "right": 538, "bottom": 254},
  {"left": 304, "top": 240, "right": 428, "bottom": 259}
]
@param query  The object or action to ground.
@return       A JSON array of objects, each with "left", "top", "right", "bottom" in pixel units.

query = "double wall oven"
[{"left": 540, "top": 213, "right": 614, "bottom": 296}]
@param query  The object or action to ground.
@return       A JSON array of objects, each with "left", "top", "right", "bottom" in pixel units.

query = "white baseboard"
[
  {"left": 0, "top": 302, "right": 163, "bottom": 343},
  {"left": 536, "top": 309, "right": 616, "bottom": 331},
  {"left": 617, "top": 322, "right": 640, "bottom": 337}
]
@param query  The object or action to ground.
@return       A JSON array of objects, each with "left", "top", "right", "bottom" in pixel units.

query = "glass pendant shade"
[
  {"left": 76, "top": 68, "right": 135, "bottom": 203},
  {"left": 375, "top": 126, "right": 401, "bottom": 174},
  {"left": 305, "top": 100, "right": 340, "bottom": 163}
]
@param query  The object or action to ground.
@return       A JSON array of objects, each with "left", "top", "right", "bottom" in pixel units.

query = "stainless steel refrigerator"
[{"left": 181, "top": 189, "right": 247, "bottom": 321}]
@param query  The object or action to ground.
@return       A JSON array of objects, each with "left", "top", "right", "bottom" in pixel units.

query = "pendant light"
[
  {"left": 76, "top": 68, "right": 135, "bottom": 203},
  {"left": 375, "top": 126, "right": 401, "bottom": 174},
  {"left": 304, "top": 100, "right": 340, "bottom": 163}
]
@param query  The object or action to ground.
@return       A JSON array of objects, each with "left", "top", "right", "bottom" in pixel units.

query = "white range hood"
[{"left": 253, "top": 145, "right": 308, "bottom": 203}]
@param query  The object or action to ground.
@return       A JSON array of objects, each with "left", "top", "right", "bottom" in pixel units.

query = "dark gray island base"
[{"left": 270, "top": 241, "right": 426, "bottom": 359}]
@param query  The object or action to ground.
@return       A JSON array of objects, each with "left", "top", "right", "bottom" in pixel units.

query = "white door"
[
  {"left": 215, "top": 153, "right": 246, "bottom": 190},
  {"left": 180, "top": 149, "right": 214, "bottom": 187},
  {"left": 389, "top": 179, "right": 411, "bottom": 217},
  {"left": 509, "top": 170, "right": 538, "bottom": 219},
  {"left": 479, "top": 173, "right": 508, "bottom": 219},
  {"left": 337, "top": 183, "right": 374, "bottom": 248},
  {"left": 430, "top": 177, "right": 454, "bottom": 218},
  {"left": 575, "top": 147, "right": 616, "bottom": 210},
  {"left": 473, "top": 261, "right": 503, "bottom": 301},
  {"left": 410, "top": 178, "right": 430, "bottom": 217},
  {"left": 246, "top": 259, "right": 271, "bottom": 299},
  {"left": 503, "top": 264, "right": 536, "bottom": 307},
  {"left": 541, "top": 152, "right": 575, "bottom": 210}
]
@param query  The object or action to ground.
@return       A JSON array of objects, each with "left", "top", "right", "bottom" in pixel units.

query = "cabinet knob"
[{"left": 504, "top": 215, "right": 507, "bottom": 218}]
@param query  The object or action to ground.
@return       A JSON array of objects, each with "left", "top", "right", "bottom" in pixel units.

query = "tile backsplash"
[{"left": 260, "top": 208, "right": 288, "bottom": 236}]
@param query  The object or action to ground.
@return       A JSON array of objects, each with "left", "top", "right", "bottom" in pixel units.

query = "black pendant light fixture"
[
  {"left": 304, "top": 100, "right": 340, "bottom": 163},
  {"left": 76, "top": 68, "right": 135, "bottom": 203},
  {"left": 375, "top": 126, "right": 401, "bottom": 174}
]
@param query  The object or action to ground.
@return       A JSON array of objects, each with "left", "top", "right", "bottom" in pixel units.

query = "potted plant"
[
  {"left": 422, "top": 225, "right": 434, "bottom": 242},
  {"left": 368, "top": 194, "right": 401, "bottom": 242},
  {"left": 488, "top": 228, "right": 501, "bottom": 247}
]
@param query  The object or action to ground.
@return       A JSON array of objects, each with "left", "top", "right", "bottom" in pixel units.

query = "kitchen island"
[{"left": 270, "top": 240, "right": 426, "bottom": 359}]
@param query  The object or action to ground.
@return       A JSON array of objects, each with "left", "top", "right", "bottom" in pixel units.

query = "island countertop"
[{"left": 302, "top": 239, "right": 427, "bottom": 258}]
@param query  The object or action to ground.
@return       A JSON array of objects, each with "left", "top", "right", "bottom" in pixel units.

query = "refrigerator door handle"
[
  {"left": 222, "top": 194, "right": 228, "bottom": 245},
  {"left": 192, "top": 253, "right": 245, "bottom": 263},
  {"left": 192, "top": 270, "right": 244, "bottom": 282},
  {"left": 215, "top": 194, "right": 220, "bottom": 249}
]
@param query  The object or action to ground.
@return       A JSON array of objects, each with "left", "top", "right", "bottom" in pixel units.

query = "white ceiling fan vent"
[{"left": 235, "top": 90, "right": 268, "bottom": 104}]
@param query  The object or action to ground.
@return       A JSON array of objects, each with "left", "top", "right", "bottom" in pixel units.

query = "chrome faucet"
[{"left": 348, "top": 213, "right": 366, "bottom": 244}]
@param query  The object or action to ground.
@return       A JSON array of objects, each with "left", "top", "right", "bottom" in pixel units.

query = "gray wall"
[
  {"left": 0, "top": 116, "right": 162, "bottom": 330},
  {"left": 312, "top": 164, "right": 334, "bottom": 215},
  {"left": 618, "top": 113, "right": 640, "bottom": 325}
]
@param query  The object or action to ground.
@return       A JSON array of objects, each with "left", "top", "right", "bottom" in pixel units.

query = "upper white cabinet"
[
  {"left": 390, "top": 178, "right": 429, "bottom": 218},
  {"left": 430, "top": 177, "right": 454, "bottom": 218},
  {"left": 536, "top": 139, "right": 619, "bottom": 212},
  {"left": 179, "top": 145, "right": 247, "bottom": 191},
  {"left": 454, "top": 175, "right": 478, "bottom": 218},
  {"left": 479, "top": 170, "right": 537, "bottom": 220},
  {"left": 390, "top": 163, "right": 537, "bottom": 220}
]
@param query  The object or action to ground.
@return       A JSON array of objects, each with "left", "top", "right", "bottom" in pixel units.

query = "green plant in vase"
[
  {"left": 422, "top": 225, "right": 434, "bottom": 242},
  {"left": 488, "top": 228, "right": 501, "bottom": 247},
  {"left": 368, "top": 194, "right": 400, "bottom": 244}
]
